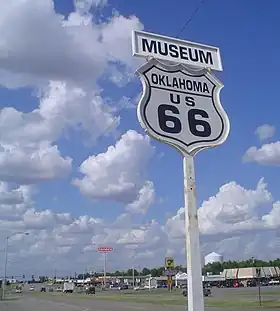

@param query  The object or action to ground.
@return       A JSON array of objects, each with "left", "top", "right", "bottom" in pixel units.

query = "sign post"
[
  {"left": 97, "top": 247, "right": 113, "bottom": 289},
  {"left": 183, "top": 154, "right": 203, "bottom": 310},
  {"left": 133, "top": 31, "right": 230, "bottom": 311},
  {"left": 256, "top": 268, "right": 262, "bottom": 306},
  {"left": 165, "top": 257, "right": 175, "bottom": 291}
]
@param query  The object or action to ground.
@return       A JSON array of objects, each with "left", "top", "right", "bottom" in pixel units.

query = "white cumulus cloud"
[
  {"left": 73, "top": 130, "right": 156, "bottom": 213},
  {"left": 243, "top": 142, "right": 280, "bottom": 166},
  {"left": 255, "top": 124, "right": 275, "bottom": 141},
  {"left": 0, "top": 0, "right": 142, "bottom": 89},
  {"left": 1, "top": 178, "right": 280, "bottom": 276}
]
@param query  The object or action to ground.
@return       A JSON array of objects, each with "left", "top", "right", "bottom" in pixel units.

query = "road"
[
  {"left": 1, "top": 295, "right": 180, "bottom": 311},
  {"left": 0, "top": 294, "right": 279, "bottom": 311},
  {"left": 1, "top": 285, "right": 280, "bottom": 311}
]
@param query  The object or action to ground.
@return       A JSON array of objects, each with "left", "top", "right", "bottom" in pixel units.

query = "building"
[
  {"left": 175, "top": 272, "right": 225, "bottom": 287},
  {"left": 204, "top": 252, "right": 223, "bottom": 265},
  {"left": 222, "top": 267, "right": 280, "bottom": 279}
]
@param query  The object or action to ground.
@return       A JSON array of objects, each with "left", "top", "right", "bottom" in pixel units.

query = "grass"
[
  {"left": 238, "top": 290, "right": 280, "bottom": 296},
  {"left": 31, "top": 290, "right": 280, "bottom": 308},
  {"left": 206, "top": 300, "right": 280, "bottom": 308}
]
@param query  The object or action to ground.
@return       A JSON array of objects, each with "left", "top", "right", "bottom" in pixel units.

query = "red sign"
[{"left": 97, "top": 247, "right": 113, "bottom": 253}]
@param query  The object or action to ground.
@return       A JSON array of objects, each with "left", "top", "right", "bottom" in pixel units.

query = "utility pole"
[
  {"left": 132, "top": 253, "right": 135, "bottom": 288},
  {"left": 2, "top": 232, "right": 29, "bottom": 300},
  {"left": 2, "top": 237, "right": 8, "bottom": 300},
  {"left": 103, "top": 253, "right": 107, "bottom": 289},
  {"left": 54, "top": 268, "right": 57, "bottom": 283}
]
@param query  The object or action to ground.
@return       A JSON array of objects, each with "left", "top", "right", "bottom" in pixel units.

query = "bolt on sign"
[{"left": 165, "top": 257, "right": 175, "bottom": 268}]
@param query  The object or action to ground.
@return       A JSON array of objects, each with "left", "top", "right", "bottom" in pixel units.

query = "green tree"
[
  {"left": 126, "top": 269, "right": 139, "bottom": 276},
  {"left": 141, "top": 267, "right": 151, "bottom": 275}
]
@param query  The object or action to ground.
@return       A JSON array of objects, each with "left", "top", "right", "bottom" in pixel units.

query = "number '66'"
[{"left": 158, "top": 104, "right": 211, "bottom": 137}]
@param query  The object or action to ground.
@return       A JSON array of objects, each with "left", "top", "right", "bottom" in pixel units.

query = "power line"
[
  {"left": 95, "top": 0, "right": 208, "bottom": 143},
  {"left": 175, "top": 0, "right": 207, "bottom": 38}
]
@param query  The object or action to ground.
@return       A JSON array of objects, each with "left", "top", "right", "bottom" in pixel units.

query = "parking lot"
[{"left": 1, "top": 284, "right": 280, "bottom": 311}]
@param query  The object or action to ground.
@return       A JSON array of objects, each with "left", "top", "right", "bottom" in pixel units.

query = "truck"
[{"left": 63, "top": 282, "right": 74, "bottom": 293}]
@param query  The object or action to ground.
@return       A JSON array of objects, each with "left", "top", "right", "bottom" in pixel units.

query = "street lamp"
[
  {"left": 2, "top": 232, "right": 29, "bottom": 299},
  {"left": 252, "top": 257, "right": 262, "bottom": 306}
]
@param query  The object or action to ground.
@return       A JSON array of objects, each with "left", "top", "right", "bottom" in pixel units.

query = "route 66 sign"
[{"left": 136, "top": 58, "right": 230, "bottom": 156}]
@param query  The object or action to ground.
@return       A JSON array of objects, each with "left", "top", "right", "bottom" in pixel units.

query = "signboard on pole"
[
  {"left": 97, "top": 247, "right": 113, "bottom": 290},
  {"left": 133, "top": 31, "right": 229, "bottom": 311},
  {"left": 136, "top": 58, "right": 229, "bottom": 156},
  {"left": 132, "top": 30, "right": 222, "bottom": 71},
  {"left": 97, "top": 247, "right": 113, "bottom": 253},
  {"left": 165, "top": 269, "right": 176, "bottom": 276},
  {"left": 165, "top": 257, "right": 175, "bottom": 269}
]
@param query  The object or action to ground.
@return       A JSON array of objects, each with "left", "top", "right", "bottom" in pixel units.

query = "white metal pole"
[
  {"left": 103, "top": 252, "right": 107, "bottom": 289},
  {"left": 132, "top": 264, "right": 134, "bottom": 288},
  {"left": 183, "top": 155, "right": 204, "bottom": 311},
  {"left": 2, "top": 237, "right": 8, "bottom": 300},
  {"left": 132, "top": 251, "right": 135, "bottom": 288}
]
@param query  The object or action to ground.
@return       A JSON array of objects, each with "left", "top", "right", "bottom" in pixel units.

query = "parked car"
[
  {"left": 118, "top": 284, "right": 129, "bottom": 290},
  {"left": 182, "top": 287, "right": 211, "bottom": 297},
  {"left": 247, "top": 280, "right": 257, "bottom": 287},
  {"left": 233, "top": 282, "right": 244, "bottom": 288},
  {"left": 40, "top": 287, "right": 46, "bottom": 292},
  {"left": 203, "top": 287, "right": 211, "bottom": 296},
  {"left": 29, "top": 285, "right": 35, "bottom": 292},
  {"left": 85, "top": 285, "right": 95, "bottom": 295}
]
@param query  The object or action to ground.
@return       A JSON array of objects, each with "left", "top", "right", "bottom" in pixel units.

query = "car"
[
  {"left": 247, "top": 280, "right": 257, "bottom": 287},
  {"left": 15, "top": 287, "right": 22, "bottom": 293},
  {"left": 29, "top": 285, "right": 35, "bottom": 292},
  {"left": 203, "top": 287, "right": 211, "bottom": 296},
  {"left": 85, "top": 285, "right": 95, "bottom": 295},
  {"left": 40, "top": 287, "right": 46, "bottom": 292},
  {"left": 118, "top": 284, "right": 129, "bottom": 290},
  {"left": 182, "top": 287, "right": 211, "bottom": 297}
]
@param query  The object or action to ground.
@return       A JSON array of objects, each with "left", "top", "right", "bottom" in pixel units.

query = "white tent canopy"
[
  {"left": 175, "top": 272, "right": 187, "bottom": 287},
  {"left": 175, "top": 272, "right": 188, "bottom": 280}
]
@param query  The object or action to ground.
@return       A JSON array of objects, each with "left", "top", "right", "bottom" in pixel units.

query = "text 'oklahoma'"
[{"left": 150, "top": 73, "right": 211, "bottom": 95}]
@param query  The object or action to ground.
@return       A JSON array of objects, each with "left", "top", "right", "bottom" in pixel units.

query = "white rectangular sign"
[{"left": 132, "top": 30, "right": 223, "bottom": 71}]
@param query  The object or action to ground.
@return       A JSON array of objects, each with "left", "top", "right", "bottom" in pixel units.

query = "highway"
[
  {"left": 1, "top": 295, "right": 179, "bottom": 311},
  {"left": 1, "top": 295, "right": 280, "bottom": 311},
  {"left": 1, "top": 286, "right": 280, "bottom": 311}
]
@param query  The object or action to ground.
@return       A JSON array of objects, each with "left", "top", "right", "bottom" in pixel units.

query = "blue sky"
[
  {"left": 40, "top": 0, "right": 279, "bottom": 219},
  {"left": 0, "top": 0, "right": 280, "bottom": 275}
]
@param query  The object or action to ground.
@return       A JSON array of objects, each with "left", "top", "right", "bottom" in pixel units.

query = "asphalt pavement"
[
  {"left": 1, "top": 285, "right": 280, "bottom": 311},
  {"left": 0, "top": 295, "right": 278, "bottom": 311},
  {"left": 1, "top": 295, "right": 179, "bottom": 311}
]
